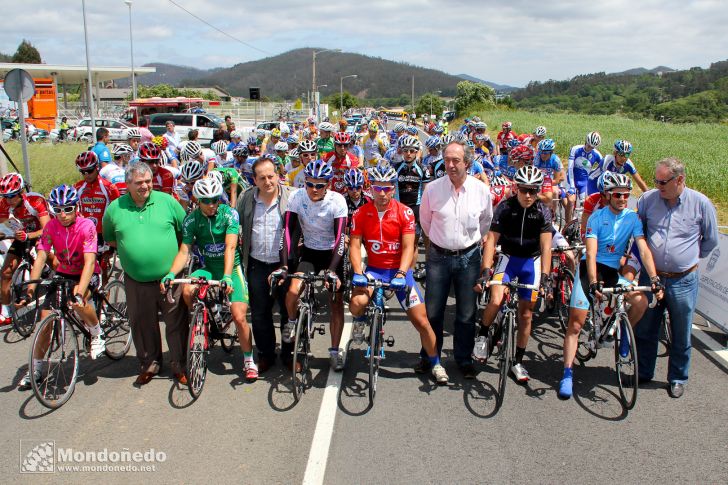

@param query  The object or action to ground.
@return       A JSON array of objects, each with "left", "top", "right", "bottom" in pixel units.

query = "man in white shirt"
[
  {"left": 163, "top": 120, "right": 182, "bottom": 156},
  {"left": 419, "top": 141, "right": 493, "bottom": 378}
]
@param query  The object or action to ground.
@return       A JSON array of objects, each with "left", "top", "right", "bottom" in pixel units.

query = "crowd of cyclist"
[{"left": 0, "top": 111, "right": 717, "bottom": 400}]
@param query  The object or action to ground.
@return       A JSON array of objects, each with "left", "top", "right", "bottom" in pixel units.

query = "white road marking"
[
  {"left": 692, "top": 324, "right": 728, "bottom": 367},
  {"left": 302, "top": 318, "right": 352, "bottom": 485}
]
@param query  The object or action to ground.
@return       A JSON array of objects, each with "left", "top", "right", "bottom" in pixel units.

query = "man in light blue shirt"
[
  {"left": 91, "top": 127, "right": 111, "bottom": 164},
  {"left": 163, "top": 120, "right": 181, "bottom": 156},
  {"left": 635, "top": 157, "right": 719, "bottom": 398}
]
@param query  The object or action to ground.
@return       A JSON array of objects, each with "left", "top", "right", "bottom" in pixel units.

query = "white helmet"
[
  {"left": 514, "top": 165, "right": 544, "bottom": 187},
  {"left": 206, "top": 170, "right": 224, "bottom": 186},
  {"left": 585, "top": 131, "right": 601, "bottom": 148},
  {"left": 256, "top": 128, "right": 267, "bottom": 137},
  {"left": 279, "top": 123, "right": 291, "bottom": 134},
  {"left": 192, "top": 177, "right": 223, "bottom": 199},
  {"left": 126, "top": 127, "right": 141, "bottom": 140},
  {"left": 211, "top": 139, "right": 228, "bottom": 155},
  {"left": 533, "top": 126, "right": 547, "bottom": 137},
  {"left": 368, "top": 162, "right": 397, "bottom": 183},
  {"left": 181, "top": 141, "right": 202, "bottom": 161},
  {"left": 318, "top": 122, "right": 335, "bottom": 132},
  {"left": 112, "top": 143, "right": 134, "bottom": 157},
  {"left": 180, "top": 161, "right": 204, "bottom": 182},
  {"left": 393, "top": 122, "right": 407, "bottom": 133},
  {"left": 230, "top": 130, "right": 242, "bottom": 139},
  {"left": 274, "top": 141, "right": 289, "bottom": 152}
]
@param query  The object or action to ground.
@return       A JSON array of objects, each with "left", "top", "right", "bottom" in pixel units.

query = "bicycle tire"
[
  {"left": 292, "top": 308, "right": 310, "bottom": 402},
  {"left": 31, "top": 314, "right": 79, "bottom": 409},
  {"left": 99, "top": 279, "right": 132, "bottom": 360},
  {"left": 186, "top": 307, "right": 208, "bottom": 399},
  {"left": 368, "top": 308, "right": 383, "bottom": 406},
  {"left": 497, "top": 314, "right": 514, "bottom": 405},
  {"left": 614, "top": 315, "right": 638, "bottom": 410},
  {"left": 10, "top": 262, "right": 40, "bottom": 338},
  {"left": 562, "top": 219, "right": 581, "bottom": 245},
  {"left": 556, "top": 269, "right": 575, "bottom": 333}
]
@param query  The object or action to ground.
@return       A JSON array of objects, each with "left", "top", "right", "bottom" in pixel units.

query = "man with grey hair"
[
  {"left": 418, "top": 141, "right": 493, "bottom": 378},
  {"left": 102, "top": 163, "right": 188, "bottom": 387},
  {"left": 635, "top": 157, "right": 718, "bottom": 398}
]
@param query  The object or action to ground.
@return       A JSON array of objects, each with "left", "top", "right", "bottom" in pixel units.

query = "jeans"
[
  {"left": 247, "top": 257, "right": 291, "bottom": 361},
  {"left": 422, "top": 244, "right": 481, "bottom": 366},
  {"left": 635, "top": 270, "right": 699, "bottom": 384}
]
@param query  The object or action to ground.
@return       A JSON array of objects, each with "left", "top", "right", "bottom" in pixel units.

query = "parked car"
[
  {"left": 148, "top": 112, "right": 225, "bottom": 146},
  {"left": 72, "top": 118, "right": 132, "bottom": 143}
]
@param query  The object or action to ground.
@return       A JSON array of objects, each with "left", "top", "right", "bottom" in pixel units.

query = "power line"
[{"left": 167, "top": 0, "right": 270, "bottom": 55}]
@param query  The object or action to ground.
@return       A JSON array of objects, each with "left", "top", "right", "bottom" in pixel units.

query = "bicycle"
[
  {"left": 576, "top": 284, "right": 657, "bottom": 410},
  {"left": 349, "top": 278, "right": 396, "bottom": 406},
  {"left": 165, "top": 277, "right": 237, "bottom": 399},
  {"left": 271, "top": 272, "right": 328, "bottom": 403},
  {"left": 23, "top": 275, "right": 132, "bottom": 409},
  {"left": 7, "top": 238, "right": 52, "bottom": 338},
  {"left": 478, "top": 279, "right": 539, "bottom": 406},
  {"left": 545, "top": 244, "right": 583, "bottom": 331},
  {"left": 561, "top": 196, "right": 585, "bottom": 244}
]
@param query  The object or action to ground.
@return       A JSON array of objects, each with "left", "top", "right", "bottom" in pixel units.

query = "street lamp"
[
  {"left": 312, "top": 49, "right": 341, "bottom": 121},
  {"left": 124, "top": 0, "right": 137, "bottom": 100},
  {"left": 81, "top": 0, "right": 96, "bottom": 135},
  {"left": 431, "top": 90, "right": 442, "bottom": 118},
  {"left": 340, "top": 74, "right": 357, "bottom": 116}
]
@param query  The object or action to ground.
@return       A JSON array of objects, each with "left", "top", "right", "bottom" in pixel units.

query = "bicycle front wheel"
[
  {"left": 11, "top": 262, "right": 40, "bottom": 338},
  {"left": 219, "top": 308, "right": 238, "bottom": 353},
  {"left": 368, "top": 309, "right": 383, "bottom": 406},
  {"left": 99, "top": 279, "right": 132, "bottom": 360},
  {"left": 614, "top": 315, "right": 638, "bottom": 410},
  {"left": 186, "top": 308, "right": 209, "bottom": 399},
  {"left": 31, "top": 314, "right": 79, "bottom": 409},
  {"left": 497, "top": 314, "right": 514, "bottom": 406},
  {"left": 556, "top": 269, "right": 575, "bottom": 333},
  {"left": 292, "top": 309, "right": 311, "bottom": 402},
  {"left": 576, "top": 312, "right": 597, "bottom": 363}
]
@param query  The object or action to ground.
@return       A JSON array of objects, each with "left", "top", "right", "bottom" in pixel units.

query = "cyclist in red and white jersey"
[
  {"left": 324, "top": 132, "right": 359, "bottom": 194},
  {"left": 138, "top": 142, "right": 176, "bottom": 196},
  {"left": 496, "top": 121, "right": 517, "bottom": 156},
  {"left": 100, "top": 144, "right": 133, "bottom": 194},
  {"left": 74, "top": 151, "right": 120, "bottom": 242},
  {"left": 0, "top": 172, "right": 51, "bottom": 310}
]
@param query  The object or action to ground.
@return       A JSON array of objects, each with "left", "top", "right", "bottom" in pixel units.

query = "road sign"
[
  {"left": 249, "top": 87, "right": 260, "bottom": 100},
  {"left": 3, "top": 69, "right": 35, "bottom": 103}
]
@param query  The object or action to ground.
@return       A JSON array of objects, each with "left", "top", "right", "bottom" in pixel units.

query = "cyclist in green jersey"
[
  {"left": 162, "top": 177, "right": 258, "bottom": 381},
  {"left": 212, "top": 166, "right": 248, "bottom": 208}
]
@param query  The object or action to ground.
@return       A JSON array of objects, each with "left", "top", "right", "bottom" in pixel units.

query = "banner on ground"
[{"left": 697, "top": 233, "right": 728, "bottom": 333}]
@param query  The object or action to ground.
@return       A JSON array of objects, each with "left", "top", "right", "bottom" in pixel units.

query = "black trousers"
[{"left": 247, "top": 257, "right": 292, "bottom": 361}]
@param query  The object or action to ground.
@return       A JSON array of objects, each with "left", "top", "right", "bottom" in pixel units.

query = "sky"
[{"left": 2, "top": 0, "right": 727, "bottom": 88}]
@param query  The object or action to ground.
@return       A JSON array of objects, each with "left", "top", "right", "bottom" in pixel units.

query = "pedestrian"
[
  {"left": 138, "top": 118, "right": 153, "bottom": 144},
  {"left": 163, "top": 120, "right": 181, "bottom": 156},
  {"left": 237, "top": 156, "right": 296, "bottom": 372},
  {"left": 102, "top": 162, "right": 189, "bottom": 386},
  {"left": 634, "top": 157, "right": 718, "bottom": 398},
  {"left": 419, "top": 140, "right": 493, "bottom": 378}
]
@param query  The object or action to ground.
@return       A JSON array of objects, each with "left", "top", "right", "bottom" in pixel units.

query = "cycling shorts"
[
  {"left": 405, "top": 204, "right": 422, "bottom": 239},
  {"left": 41, "top": 271, "right": 101, "bottom": 310},
  {"left": 363, "top": 266, "right": 424, "bottom": 311},
  {"left": 6, "top": 238, "right": 35, "bottom": 259},
  {"left": 189, "top": 265, "right": 249, "bottom": 304},
  {"left": 493, "top": 253, "right": 541, "bottom": 302},
  {"left": 570, "top": 260, "right": 632, "bottom": 311},
  {"left": 294, "top": 246, "right": 345, "bottom": 293}
]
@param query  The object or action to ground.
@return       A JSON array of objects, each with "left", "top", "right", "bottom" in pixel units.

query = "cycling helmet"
[
  {"left": 441, "top": 134, "right": 456, "bottom": 145},
  {"left": 453, "top": 132, "right": 468, "bottom": 143},
  {"left": 368, "top": 162, "right": 397, "bottom": 183},
  {"left": 211, "top": 139, "right": 228, "bottom": 155},
  {"left": 246, "top": 135, "right": 257, "bottom": 145},
  {"left": 138, "top": 142, "right": 162, "bottom": 161},
  {"left": 159, "top": 149, "right": 169, "bottom": 165},
  {"left": 112, "top": 143, "right": 134, "bottom": 158},
  {"left": 490, "top": 174, "right": 511, "bottom": 186},
  {"left": 474, "top": 121, "right": 487, "bottom": 130},
  {"left": 425, "top": 136, "right": 443, "bottom": 150},
  {"left": 181, "top": 141, "right": 202, "bottom": 161},
  {"left": 0, "top": 173, "right": 24, "bottom": 196},
  {"left": 232, "top": 144, "right": 249, "bottom": 157},
  {"left": 48, "top": 184, "right": 79, "bottom": 207},
  {"left": 286, "top": 135, "right": 299, "bottom": 144},
  {"left": 393, "top": 122, "right": 406, "bottom": 133},
  {"left": 303, "top": 160, "right": 333, "bottom": 180},
  {"left": 192, "top": 176, "right": 224, "bottom": 200},
  {"left": 514, "top": 165, "right": 544, "bottom": 186},
  {"left": 475, "top": 133, "right": 487, "bottom": 141},
  {"left": 433, "top": 125, "right": 444, "bottom": 134},
  {"left": 318, "top": 122, "right": 335, "bottom": 132},
  {"left": 298, "top": 139, "right": 317, "bottom": 153},
  {"left": 180, "top": 161, "right": 204, "bottom": 182},
  {"left": 368, "top": 120, "right": 379, "bottom": 132},
  {"left": 614, "top": 139, "right": 633, "bottom": 155},
  {"left": 399, "top": 135, "right": 420, "bottom": 150},
  {"left": 600, "top": 171, "right": 632, "bottom": 192},
  {"left": 334, "top": 132, "right": 351, "bottom": 145},
  {"left": 206, "top": 170, "right": 224, "bottom": 186},
  {"left": 75, "top": 151, "right": 99, "bottom": 170},
  {"left": 270, "top": 128, "right": 281, "bottom": 138},
  {"left": 406, "top": 126, "right": 418, "bottom": 136},
  {"left": 279, "top": 124, "right": 291, "bottom": 134},
  {"left": 302, "top": 129, "right": 311, "bottom": 139},
  {"left": 585, "top": 131, "right": 601, "bottom": 147},
  {"left": 507, "top": 138, "right": 521, "bottom": 149},
  {"left": 288, "top": 148, "right": 300, "bottom": 160},
  {"left": 509, "top": 145, "right": 534, "bottom": 163},
  {"left": 230, "top": 130, "right": 242, "bottom": 139},
  {"left": 126, "top": 127, "right": 141, "bottom": 140},
  {"left": 538, "top": 138, "right": 556, "bottom": 152},
  {"left": 307, "top": 116, "right": 316, "bottom": 124},
  {"left": 502, "top": 121, "right": 512, "bottom": 129},
  {"left": 256, "top": 128, "right": 266, "bottom": 137},
  {"left": 533, "top": 126, "right": 547, "bottom": 137},
  {"left": 274, "top": 141, "right": 289, "bottom": 152},
  {"left": 344, "top": 168, "right": 364, "bottom": 188},
  {"left": 466, "top": 140, "right": 475, "bottom": 148}
]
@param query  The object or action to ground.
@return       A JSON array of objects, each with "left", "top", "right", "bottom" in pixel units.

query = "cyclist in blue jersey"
[
  {"left": 566, "top": 131, "right": 603, "bottom": 223},
  {"left": 423, "top": 136, "right": 443, "bottom": 173},
  {"left": 558, "top": 173, "right": 663, "bottom": 399},
  {"left": 587, "top": 139, "right": 648, "bottom": 194},
  {"left": 394, "top": 136, "right": 431, "bottom": 263},
  {"left": 534, "top": 138, "right": 564, "bottom": 206}
]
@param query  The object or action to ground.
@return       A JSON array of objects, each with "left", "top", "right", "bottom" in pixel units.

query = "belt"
[
  {"left": 431, "top": 242, "right": 479, "bottom": 256},
  {"left": 657, "top": 264, "right": 698, "bottom": 279}
]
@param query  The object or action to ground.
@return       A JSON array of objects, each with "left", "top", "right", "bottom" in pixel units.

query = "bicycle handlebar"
[
  {"left": 552, "top": 244, "right": 585, "bottom": 253},
  {"left": 488, "top": 280, "right": 539, "bottom": 291},
  {"left": 164, "top": 277, "right": 227, "bottom": 304},
  {"left": 601, "top": 285, "right": 660, "bottom": 308}
]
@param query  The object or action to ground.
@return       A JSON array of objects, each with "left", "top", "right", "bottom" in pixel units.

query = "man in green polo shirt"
[{"left": 102, "top": 162, "right": 188, "bottom": 387}]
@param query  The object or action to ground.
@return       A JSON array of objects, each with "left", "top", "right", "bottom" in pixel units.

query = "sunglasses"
[
  {"left": 199, "top": 197, "right": 221, "bottom": 205},
  {"left": 1, "top": 192, "right": 20, "bottom": 199},
  {"left": 51, "top": 205, "right": 76, "bottom": 214},
  {"left": 610, "top": 192, "right": 630, "bottom": 199},
  {"left": 616, "top": 152, "right": 630, "bottom": 157},
  {"left": 654, "top": 176, "right": 676, "bottom": 186},
  {"left": 518, "top": 187, "right": 539, "bottom": 196},
  {"left": 371, "top": 185, "right": 394, "bottom": 193},
  {"left": 403, "top": 148, "right": 418, "bottom": 154},
  {"left": 79, "top": 167, "right": 97, "bottom": 174},
  {"left": 305, "top": 181, "right": 328, "bottom": 190},
  {"left": 347, "top": 186, "right": 363, "bottom": 190}
]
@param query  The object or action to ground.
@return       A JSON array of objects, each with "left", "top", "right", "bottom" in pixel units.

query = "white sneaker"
[
  {"left": 19, "top": 368, "right": 42, "bottom": 389},
  {"left": 431, "top": 364, "right": 449, "bottom": 385},
  {"left": 330, "top": 349, "right": 345, "bottom": 372},
  {"left": 511, "top": 363, "right": 530, "bottom": 383},
  {"left": 351, "top": 321, "right": 366, "bottom": 344},
  {"left": 472, "top": 335, "right": 489, "bottom": 362},
  {"left": 281, "top": 320, "right": 296, "bottom": 344},
  {"left": 90, "top": 335, "right": 106, "bottom": 360}
]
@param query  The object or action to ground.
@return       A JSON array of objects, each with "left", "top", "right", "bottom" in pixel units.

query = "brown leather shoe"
[
  {"left": 134, "top": 371, "right": 155, "bottom": 387},
  {"left": 174, "top": 373, "right": 188, "bottom": 386}
]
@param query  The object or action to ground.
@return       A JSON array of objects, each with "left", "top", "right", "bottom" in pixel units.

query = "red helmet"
[
  {"left": 502, "top": 121, "right": 512, "bottom": 129},
  {"left": 509, "top": 145, "right": 534, "bottom": 163},
  {"left": 138, "top": 142, "right": 162, "bottom": 161},
  {"left": 75, "top": 151, "right": 99, "bottom": 171},
  {"left": 0, "top": 173, "right": 24, "bottom": 196},
  {"left": 334, "top": 132, "right": 351, "bottom": 145}
]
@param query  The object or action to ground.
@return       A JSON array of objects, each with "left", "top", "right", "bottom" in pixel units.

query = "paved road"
[{"left": 1, "top": 249, "right": 727, "bottom": 484}]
